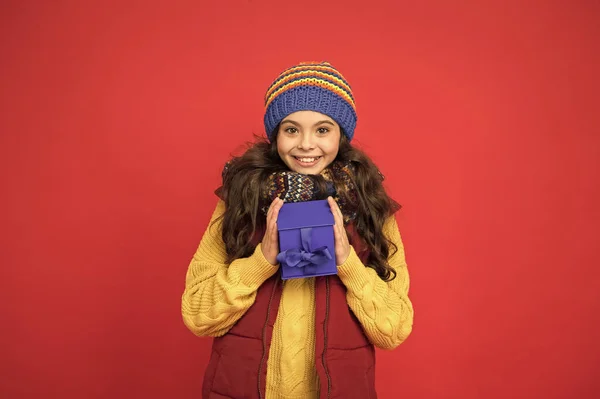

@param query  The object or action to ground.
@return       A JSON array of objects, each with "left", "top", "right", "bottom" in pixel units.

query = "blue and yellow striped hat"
[{"left": 264, "top": 61, "right": 357, "bottom": 141}]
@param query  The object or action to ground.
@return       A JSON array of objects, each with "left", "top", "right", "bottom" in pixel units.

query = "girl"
[{"left": 181, "top": 62, "right": 414, "bottom": 399}]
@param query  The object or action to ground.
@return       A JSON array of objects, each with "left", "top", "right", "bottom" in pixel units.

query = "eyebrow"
[{"left": 280, "top": 119, "right": 336, "bottom": 127}]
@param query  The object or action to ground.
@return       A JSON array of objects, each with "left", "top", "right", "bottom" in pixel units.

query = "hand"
[
  {"left": 327, "top": 196, "right": 350, "bottom": 265},
  {"left": 261, "top": 197, "right": 284, "bottom": 265}
]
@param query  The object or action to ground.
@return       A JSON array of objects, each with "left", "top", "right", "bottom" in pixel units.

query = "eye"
[
  {"left": 284, "top": 127, "right": 298, "bottom": 134},
  {"left": 317, "top": 127, "right": 329, "bottom": 134}
]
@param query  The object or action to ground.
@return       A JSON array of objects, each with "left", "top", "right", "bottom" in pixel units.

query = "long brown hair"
[{"left": 213, "top": 133, "right": 401, "bottom": 281}]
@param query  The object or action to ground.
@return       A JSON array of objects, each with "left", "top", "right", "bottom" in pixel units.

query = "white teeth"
[{"left": 296, "top": 157, "right": 320, "bottom": 163}]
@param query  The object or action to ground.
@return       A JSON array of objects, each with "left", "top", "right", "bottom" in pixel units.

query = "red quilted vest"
[{"left": 201, "top": 225, "right": 377, "bottom": 399}]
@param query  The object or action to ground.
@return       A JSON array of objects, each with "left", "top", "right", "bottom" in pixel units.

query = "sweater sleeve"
[
  {"left": 337, "top": 215, "right": 414, "bottom": 350},
  {"left": 181, "top": 200, "right": 279, "bottom": 337}
]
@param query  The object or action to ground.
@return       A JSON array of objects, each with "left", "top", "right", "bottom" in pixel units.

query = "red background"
[{"left": 1, "top": 1, "right": 599, "bottom": 398}]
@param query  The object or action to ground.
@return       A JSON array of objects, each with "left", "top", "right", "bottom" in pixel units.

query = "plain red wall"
[{"left": 1, "top": 1, "right": 599, "bottom": 398}]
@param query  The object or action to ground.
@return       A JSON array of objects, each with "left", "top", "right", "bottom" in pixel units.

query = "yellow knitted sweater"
[{"left": 181, "top": 201, "right": 414, "bottom": 399}]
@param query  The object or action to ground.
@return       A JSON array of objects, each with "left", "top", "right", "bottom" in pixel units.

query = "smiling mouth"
[{"left": 293, "top": 156, "right": 322, "bottom": 163}]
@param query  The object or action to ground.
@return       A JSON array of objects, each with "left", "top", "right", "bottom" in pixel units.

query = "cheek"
[
  {"left": 278, "top": 144, "right": 290, "bottom": 154},
  {"left": 276, "top": 133, "right": 294, "bottom": 151},
  {"left": 276, "top": 137, "right": 287, "bottom": 156},
  {"left": 277, "top": 140, "right": 294, "bottom": 161},
  {"left": 324, "top": 140, "right": 340, "bottom": 156},
  {"left": 324, "top": 131, "right": 341, "bottom": 156}
]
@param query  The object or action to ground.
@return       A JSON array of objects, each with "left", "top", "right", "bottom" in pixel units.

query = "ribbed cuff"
[
  {"left": 238, "top": 243, "right": 280, "bottom": 288},
  {"left": 337, "top": 246, "right": 370, "bottom": 290}
]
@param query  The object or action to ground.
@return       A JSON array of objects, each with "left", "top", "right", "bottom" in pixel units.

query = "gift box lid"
[{"left": 277, "top": 200, "right": 334, "bottom": 231}]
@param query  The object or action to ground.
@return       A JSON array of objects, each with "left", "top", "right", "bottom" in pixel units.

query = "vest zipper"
[
  {"left": 321, "top": 277, "right": 332, "bottom": 399},
  {"left": 258, "top": 278, "right": 279, "bottom": 399}
]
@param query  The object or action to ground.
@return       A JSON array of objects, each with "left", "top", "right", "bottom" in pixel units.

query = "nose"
[{"left": 298, "top": 132, "right": 316, "bottom": 150}]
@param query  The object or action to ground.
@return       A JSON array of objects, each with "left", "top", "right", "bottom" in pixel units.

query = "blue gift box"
[{"left": 276, "top": 199, "right": 338, "bottom": 280}]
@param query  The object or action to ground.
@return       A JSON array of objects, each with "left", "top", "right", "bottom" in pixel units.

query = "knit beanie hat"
[{"left": 264, "top": 62, "right": 357, "bottom": 141}]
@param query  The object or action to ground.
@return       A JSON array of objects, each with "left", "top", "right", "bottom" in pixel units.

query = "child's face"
[{"left": 276, "top": 111, "right": 341, "bottom": 175}]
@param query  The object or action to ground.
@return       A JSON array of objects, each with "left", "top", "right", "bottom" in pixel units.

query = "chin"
[
  {"left": 297, "top": 167, "right": 325, "bottom": 175},
  {"left": 288, "top": 166, "right": 323, "bottom": 175}
]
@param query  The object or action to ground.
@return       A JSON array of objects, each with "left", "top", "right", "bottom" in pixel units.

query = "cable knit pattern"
[
  {"left": 266, "top": 278, "right": 319, "bottom": 399},
  {"left": 181, "top": 200, "right": 413, "bottom": 398},
  {"left": 337, "top": 215, "right": 414, "bottom": 349},
  {"left": 181, "top": 201, "right": 279, "bottom": 337}
]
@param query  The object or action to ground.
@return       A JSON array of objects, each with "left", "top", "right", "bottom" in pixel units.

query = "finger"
[
  {"left": 329, "top": 200, "right": 343, "bottom": 243},
  {"left": 267, "top": 198, "right": 281, "bottom": 226},
  {"left": 328, "top": 197, "right": 343, "bottom": 226},
  {"left": 265, "top": 198, "right": 275, "bottom": 224},
  {"left": 330, "top": 203, "right": 342, "bottom": 236},
  {"left": 332, "top": 218, "right": 342, "bottom": 244},
  {"left": 336, "top": 203, "right": 344, "bottom": 222},
  {"left": 270, "top": 198, "right": 283, "bottom": 237},
  {"left": 328, "top": 197, "right": 349, "bottom": 246},
  {"left": 272, "top": 198, "right": 283, "bottom": 222},
  {"left": 339, "top": 222, "right": 348, "bottom": 247},
  {"left": 330, "top": 197, "right": 344, "bottom": 219},
  {"left": 328, "top": 197, "right": 345, "bottom": 243},
  {"left": 267, "top": 197, "right": 279, "bottom": 216},
  {"left": 264, "top": 198, "right": 279, "bottom": 240},
  {"left": 271, "top": 199, "right": 283, "bottom": 228}
]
